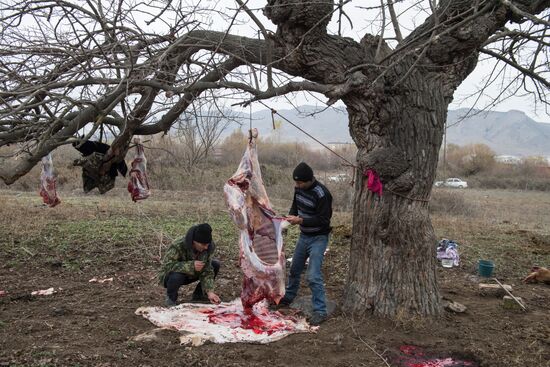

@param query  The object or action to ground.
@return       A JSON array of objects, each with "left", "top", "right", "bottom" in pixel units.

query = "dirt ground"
[{"left": 1, "top": 189, "right": 549, "bottom": 367}]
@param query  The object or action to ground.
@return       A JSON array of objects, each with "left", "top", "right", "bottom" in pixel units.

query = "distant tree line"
[{"left": 438, "top": 143, "right": 550, "bottom": 191}]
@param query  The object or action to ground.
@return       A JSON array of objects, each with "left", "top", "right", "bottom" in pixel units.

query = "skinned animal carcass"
[
  {"left": 127, "top": 139, "right": 150, "bottom": 202},
  {"left": 224, "top": 129, "right": 287, "bottom": 312},
  {"left": 39, "top": 153, "right": 61, "bottom": 207}
]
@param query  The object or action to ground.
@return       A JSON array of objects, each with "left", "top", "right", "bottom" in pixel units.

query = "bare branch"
[
  {"left": 233, "top": 80, "right": 335, "bottom": 107},
  {"left": 387, "top": 0, "right": 403, "bottom": 43},
  {"left": 375, "top": 0, "right": 387, "bottom": 62},
  {"left": 1, "top": 0, "right": 549, "bottom": 187},
  {"left": 500, "top": 0, "right": 550, "bottom": 27},
  {"left": 235, "top": 0, "right": 273, "bottom": 89},
  {"left": 480, "top": 48, "right": 550, "bottom": 88}
]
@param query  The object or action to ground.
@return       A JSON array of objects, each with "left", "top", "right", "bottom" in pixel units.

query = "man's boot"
[{"left": 308, "top": 312, "right": 327, "bottom": 326}]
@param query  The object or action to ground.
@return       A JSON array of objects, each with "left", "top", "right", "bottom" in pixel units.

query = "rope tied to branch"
[{"left": 256, "top": 101, "right": 430, "bottom": 203}]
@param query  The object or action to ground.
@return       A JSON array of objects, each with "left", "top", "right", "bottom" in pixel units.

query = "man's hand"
[
  {"left": 207, "top": 291, "right": 221, "bottom": 304},
  {"left": 286, "top": 215, "right": 303, "bottom": 225},
  {"left": 194, "top": 261, "right": 205, "bottom": 272}
]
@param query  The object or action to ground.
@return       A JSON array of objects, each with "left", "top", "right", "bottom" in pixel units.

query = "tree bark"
[{"left": 341, "top": 65, "right": 448, "bottom": 317}]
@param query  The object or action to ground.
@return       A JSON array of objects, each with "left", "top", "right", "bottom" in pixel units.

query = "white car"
[
  {"left": 328, "top": 174, "right": 350, "bottom": 183},
  {"left": 435, "top": 178, "right": 468, "bottom": 188}
]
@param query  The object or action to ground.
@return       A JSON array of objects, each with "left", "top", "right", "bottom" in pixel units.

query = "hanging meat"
[
  {"left": 127, "top": 139, "right": 150, "bottom": 202},
  {"left": 224, "top": 129, "right": 287, "bottom": 313},
  {"left": 39, "top": 153, "right": 61, "bottom": 207}
]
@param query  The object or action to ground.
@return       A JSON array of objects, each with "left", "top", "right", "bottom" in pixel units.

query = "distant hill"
[
  {"left": 222, "top": 106, "right": 550, "bottom": 156},
  {"left": 446, "top": 109, "right": 550, "bottom": 156},
  {"left": 223, "top": 106, "right": 350, "bottom": 145}
]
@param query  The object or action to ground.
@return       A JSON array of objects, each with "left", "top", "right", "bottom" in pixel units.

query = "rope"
[
  {"left": 385, "top": 188, "right": 430, "bottom": 203},
  {"left": 258, "top": 101, "right": 355, "bottom": 167},
  {"left": 256, "top": 101, "right": 429, "bottom": 203},
  {"left": 248, "top": 103, "right": 254, "bottom": 143},
  {"left": 249, "top": 103, "right": 252, "bottom": 131}
]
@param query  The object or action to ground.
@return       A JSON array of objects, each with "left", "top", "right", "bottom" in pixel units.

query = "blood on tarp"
[
  {"left": 137, "top": 298, "right": 312, "bottom": 345},
  {"left": 202, "top": 307, "right": 294, "bottom": 336}
]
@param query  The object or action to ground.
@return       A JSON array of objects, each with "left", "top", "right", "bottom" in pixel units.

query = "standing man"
[
  {"left": 159, "top": 223, "right": 221, "bottom": 306},
  {"left": 280, "top": 162, "right": 333, "bottom": 325}
]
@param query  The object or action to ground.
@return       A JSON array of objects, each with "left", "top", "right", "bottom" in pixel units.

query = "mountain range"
[{"left": 222, "top": 106, "right": 550, "bottom": 157}]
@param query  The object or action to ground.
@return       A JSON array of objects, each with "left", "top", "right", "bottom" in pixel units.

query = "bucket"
[
  {"left": 441, "top": 258, "right": 453, "bottom": 268},
  {"left": 478, "top": 259, "right": 495, "bottom": 277}
]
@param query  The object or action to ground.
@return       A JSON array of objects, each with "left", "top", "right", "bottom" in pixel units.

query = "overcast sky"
[{"left": 123, "top": 0, "right": 549, "bottom": 123}]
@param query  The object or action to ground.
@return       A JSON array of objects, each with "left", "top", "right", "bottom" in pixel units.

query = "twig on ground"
[
  {"left": 494, "top": 277, "right": 526, "bottom": 310},
  {"left": 158, "top": 231, "right": 164, "bottom": 263},
  {"left": 20, "top": 246, "right": 35, "bottom": 256},
  {"left": 344, "top": 312, "right": 392, "bottom": 367}
]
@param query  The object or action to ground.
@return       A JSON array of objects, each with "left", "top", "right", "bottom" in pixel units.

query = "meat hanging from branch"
[
  {"left": 39, "top": 154, "right": 61, "bottom": 207},
  {"left": 224, "top": 129, "right": 287, "bottom": 313},
  {"left": 127, "top": 139, "right": 151, "bottom": 202}
]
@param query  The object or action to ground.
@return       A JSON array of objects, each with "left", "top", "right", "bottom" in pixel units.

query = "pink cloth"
[{"left": 364, "top": 169, "right": 383, "bottom": 196}]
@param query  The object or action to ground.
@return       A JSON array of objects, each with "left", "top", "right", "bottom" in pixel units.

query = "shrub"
[{"left": 429, "top": 189, "right": 474, "bottom": 216}]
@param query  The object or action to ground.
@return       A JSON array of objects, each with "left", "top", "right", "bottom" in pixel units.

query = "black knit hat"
[
  {"left": 193, "top": 223, "right": 212, "bottom": 244},
  {"left": 293, "top": 162, "right": 314, "bottom": 181}
]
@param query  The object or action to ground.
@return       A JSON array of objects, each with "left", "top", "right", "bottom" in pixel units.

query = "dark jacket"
[
  {"left": 158, "top": 225, "right": 216, "bottom": 292},
  {"left": 289, "top": 179, "right": 332, "bottom": 236}
]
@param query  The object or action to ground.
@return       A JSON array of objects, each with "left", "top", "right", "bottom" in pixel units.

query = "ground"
[{"left": 0, "top": 188, "right": 549, "bottom": 367}]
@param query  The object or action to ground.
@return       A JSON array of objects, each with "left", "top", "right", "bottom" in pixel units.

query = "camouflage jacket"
[{"left": 158, "top": 225, "right": 216, "bottom": 293}]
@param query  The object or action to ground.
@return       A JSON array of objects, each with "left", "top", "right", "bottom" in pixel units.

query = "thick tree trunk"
[{"left": 342, "top": 70, "right": 448, "bottom": 317}]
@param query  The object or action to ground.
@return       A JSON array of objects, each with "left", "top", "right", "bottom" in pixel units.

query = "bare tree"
[
  {"left": 1, "top": 0, "right": 549, "bottom": 317},
  {"left": 174, "top": 103, "right": 234, "bottom": 171}
]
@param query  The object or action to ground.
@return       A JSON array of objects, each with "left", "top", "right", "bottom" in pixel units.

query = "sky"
[
  {"left": 196, "top": 0, "right": 550, "bottom": 123},
  {"left": 17, "top": 0, "right": 546, "bottom": 123}
]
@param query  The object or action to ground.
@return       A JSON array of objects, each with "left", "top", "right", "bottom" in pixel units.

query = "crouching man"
[{"left": 159, "top": 223, "right": 221, "bottom": 307}]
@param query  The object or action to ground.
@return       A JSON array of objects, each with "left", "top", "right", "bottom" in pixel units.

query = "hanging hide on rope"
[
  {"left": 224, "top": 129, "right": 287, "bottom": 313},
  {"left": 127, "top": 138, "right": 150, "bottom": 202},
  {"left": 39, "top": 153, "right": 61, "bottom": 207},
  {"left": 72, "top": 140, "right": 128, "bottom": 194}
]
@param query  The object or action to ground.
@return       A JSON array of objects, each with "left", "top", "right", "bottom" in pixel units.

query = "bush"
[
  {"left": 429, "top": 189, "right": 474, "bottom": 216},
  {"left": 438, "top": 143, "right": 550, "bottom": 192}
]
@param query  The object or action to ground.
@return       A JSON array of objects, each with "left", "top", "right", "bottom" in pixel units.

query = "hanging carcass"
[
  {"left": 39, "top": 153, "right": 61, "bottom": 207},
  {"left": 224, "top": 129, "right": 287, "bottom": 313},
  {"left": 127, "top": 138, "right": 150, "bottom": 202}
]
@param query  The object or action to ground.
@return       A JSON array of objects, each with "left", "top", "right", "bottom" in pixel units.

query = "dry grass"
[
  {"left": 1, "top": 187, "right": 549, "bottom": 367},
  {"left": 429, "top": 188, "right": 476, "bottom": 216},
  {"left": 2, "top": 187, "right": 548, "bottom": 281},
  {"left": 432, "top": 188, "right": 550, "bottom": 278}
]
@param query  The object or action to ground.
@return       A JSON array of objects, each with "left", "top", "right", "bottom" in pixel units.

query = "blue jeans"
[{"left": 285, "top": 233, "right": 329, "bottom": 315}]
